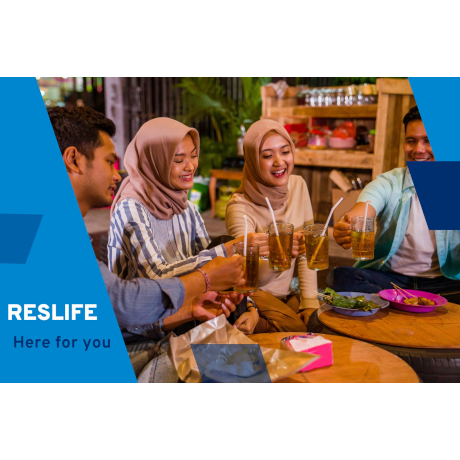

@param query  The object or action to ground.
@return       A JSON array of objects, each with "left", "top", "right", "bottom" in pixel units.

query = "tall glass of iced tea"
[
  {"left": 233, "top": 242, "right": 259, "bottom": 294},
  {"left": 351, "top": 217, "right": 375, "bottom": 260},
  {"left": 267, "top": 223, "right": 293, "bottom": 271},
  {"left": 302, "top": 224, "right": 329, "bottom": 271}
]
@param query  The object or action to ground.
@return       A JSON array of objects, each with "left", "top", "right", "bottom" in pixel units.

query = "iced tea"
[
  {"left": 268, "top": 223, "right": 293, "bottom": 271},
  {"left": 233, "top": 242, "right": 259, "bottom": 294},
  {"left": 351, "top": 231, "right": 375, "bottom": 260},
  {"left": 351, "top": 217, "right": 375, "bottom": 261},
  {"left": 302, "top": 224, "right": 329, "bottom": 271}
]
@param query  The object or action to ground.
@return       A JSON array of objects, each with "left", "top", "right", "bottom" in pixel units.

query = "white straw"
[
  {"left": 363, "top": 200, "right": 372, "bottom": 231},
  {"left": 265, "top": 197, "right": 279, "bottom": 236},
  {"left": 243, "top": 214, "right": 248, "bottom": 257},
  {"left": 321, "top": 197, "right": 344, "bottom": 237}
]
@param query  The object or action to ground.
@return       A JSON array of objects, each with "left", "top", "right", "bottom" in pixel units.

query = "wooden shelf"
[
  {"left": 295, "top": 148, "right": 374, "bottom": 169},
  {"left": 261, "top": 79, "right": 414, "bottom": 178},
  {"left": 261, "top": 79, "right": 414, "bottom": 222},
  {"left": 267, "top": 104, "right": 378, "bottom": 119}
]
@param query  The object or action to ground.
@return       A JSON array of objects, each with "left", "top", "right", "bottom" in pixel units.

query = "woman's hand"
[
  {"left": 234, "top": 307, "right": 259, "bottom": 335},
  {"left": 192, "top": 291, "right": 243, "bottom": 322},
  {"left": 202, "top": 256, "right": 245, "bottom": 291},
  {"left": 224, "top": 233, "right": 269, "bottom": 258},
  {"left": 292, "top": 231, "right": 306, "bottom": 258},
  {"left": 247, "top": 233, "right": 269, "bottom": 257}
]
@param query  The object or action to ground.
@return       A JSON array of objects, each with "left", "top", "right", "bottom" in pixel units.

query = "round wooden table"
[
  {"left": 317, "top": 303, "right": 460, "bottom": 349},
  {"left": 249, "top": 332, "right": 419, "bottom": 383}
]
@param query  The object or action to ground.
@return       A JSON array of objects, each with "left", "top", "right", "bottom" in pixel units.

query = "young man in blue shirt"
[
  {"left": 47, "top": 107, "right": 245, "bottom": 338},
  {"left": 328, "top": 107, "right": 460, "bottom": 302}
]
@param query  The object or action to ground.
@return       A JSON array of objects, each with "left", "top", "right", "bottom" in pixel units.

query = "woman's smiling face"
[
  {"left": 169, "top": 134, "right": 198, "bottom": 190},
  {"left": 258, "top": 132, "right": 294, "bottom": 187}
]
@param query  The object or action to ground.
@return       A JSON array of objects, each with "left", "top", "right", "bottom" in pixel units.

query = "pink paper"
[{"left": 281, "top": 334, "right": 333, "bottom": 372}]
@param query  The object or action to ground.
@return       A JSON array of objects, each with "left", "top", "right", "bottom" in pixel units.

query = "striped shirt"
[{"left": 108, "top": 198, "right": 226, "bottom": 280}]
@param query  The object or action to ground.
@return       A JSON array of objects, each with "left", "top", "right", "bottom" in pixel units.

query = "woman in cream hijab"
[
  {"left": 226, "top": 119, "right": 319, "bottom": 334},
  {"left": 108, "top": 117, "right": 248, "bottom": 283}
]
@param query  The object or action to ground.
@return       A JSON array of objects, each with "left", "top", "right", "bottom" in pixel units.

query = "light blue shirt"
[{"left": 355, "top": 167, "right": 460, "bottom": 280}]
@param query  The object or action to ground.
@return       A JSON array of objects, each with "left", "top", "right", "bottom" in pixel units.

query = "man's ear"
[{"left": 63, "top": 146, "right": 83, "bottom": 174}]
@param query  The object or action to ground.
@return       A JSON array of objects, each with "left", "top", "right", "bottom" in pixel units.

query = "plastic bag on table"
[{"left": 168, "top": 315, "right": 318, "bottom": 382}]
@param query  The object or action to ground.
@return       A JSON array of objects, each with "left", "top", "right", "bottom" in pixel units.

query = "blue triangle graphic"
[{"left": 0, "top": 77, "right": 135, "bottom": 382}]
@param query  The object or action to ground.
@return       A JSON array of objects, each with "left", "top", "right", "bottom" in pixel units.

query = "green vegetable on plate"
[{"left": 323, "top": 288, "right": 381, "bottom": 312}]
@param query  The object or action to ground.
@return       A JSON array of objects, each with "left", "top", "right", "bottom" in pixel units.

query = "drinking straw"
[
  {"left": 265, "top": 197, "right": 279, "bottom": 236},
  {"left": 362, "top": 200, "right": 371, "bottom": 232},
  {"left": 310, "top": 234, "right": 324, "bottom": 265},
  {"left": 243, "top": 214, "right": 248, "bottom": 257},
  {"left": 310, "top": 197, "right": 344, "bottom": 264},
  {"left": 359, "top": 200, "right": 373, "bottom": 250},
  {"left": 321, "top": 197, "right": 344, "bottom": 237},
  {"left": 265, "top": 197, "right": 284, "bottom": 256}
]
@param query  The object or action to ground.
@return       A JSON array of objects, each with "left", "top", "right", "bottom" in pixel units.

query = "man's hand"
[
  {"left": 202, "top": 256, "right": 245, "bottom": 291},
  {"left": 234, "top": 308, "right": 259, "bottom": 335},
  {"left": 333, "top": 213, "right": 353, "bottom": 249},
  {"left": 292, "top": 231, "right": 306, "bottom": 258},
  {"left": 162, "top": 291, "right": 243, "bottom": 331},
  {"left": 192, "top": 291, "right": 243, "bottom": 322},
  {"left": 333, "top": 203, "right": 376, "bottom": 250}
]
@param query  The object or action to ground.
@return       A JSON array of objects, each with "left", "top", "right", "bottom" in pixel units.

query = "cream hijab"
[
  {"left": 111, "top": 117, "right": 199, "bottom": 220},
  {"left": 235, "top": 119, "right": 295, "bottom": 210}
]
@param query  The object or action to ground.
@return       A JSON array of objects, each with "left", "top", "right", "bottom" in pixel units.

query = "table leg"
[{"left": 210, "top": 175, "right": 217, "bottom": 218}]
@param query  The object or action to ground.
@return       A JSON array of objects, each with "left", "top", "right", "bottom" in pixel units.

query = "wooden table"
[
  {"left": 209, "top": 169, "right": 243, "bottom": 218},
  {"left": 249, "top": 332, "right": 419, "bottom": 383},
  {"left": 318, "top": 303, "right": 460, "bottom": 349}
]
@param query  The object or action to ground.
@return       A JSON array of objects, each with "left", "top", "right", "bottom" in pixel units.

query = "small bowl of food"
[
  {"left": 378, "top": 289, "right": 447, "bottom": 313},
  {"left": 329, "top": 137, "right": 357, "bottom": 150},
  {"left": 319, "top": 288, "right": 389, "bottom": 316}
]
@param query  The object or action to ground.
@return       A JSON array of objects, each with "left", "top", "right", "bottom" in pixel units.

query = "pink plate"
[{"left": 379, "top": 289, "right": 448, "bottom": 313}]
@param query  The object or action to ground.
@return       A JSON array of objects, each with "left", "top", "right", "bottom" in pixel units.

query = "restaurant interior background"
[{"left": 38, "top": 76, "right": 412, "bottom": 288}]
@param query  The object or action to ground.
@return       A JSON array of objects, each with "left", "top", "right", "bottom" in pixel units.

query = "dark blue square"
[{"left": 191, "top": 344, "right": 271, "bottom": 383}]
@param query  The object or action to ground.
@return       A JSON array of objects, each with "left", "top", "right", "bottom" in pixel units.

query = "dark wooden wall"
[{"left": 119, "top": 77, "right": 336, "bottom": 142}]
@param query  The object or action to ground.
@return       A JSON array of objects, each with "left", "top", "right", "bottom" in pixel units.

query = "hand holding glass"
[
  {"left": 351, "top": 217, "right": 375, "bottom": 260},
  {"left": 301, "top": 224, "right": 329, "bottom": 271},
  {"left": 264, "top": 223, "right": 293, "bottom": 271},
  {"left": 233, "top": 242, "right": 259, "bottom": 294}
]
